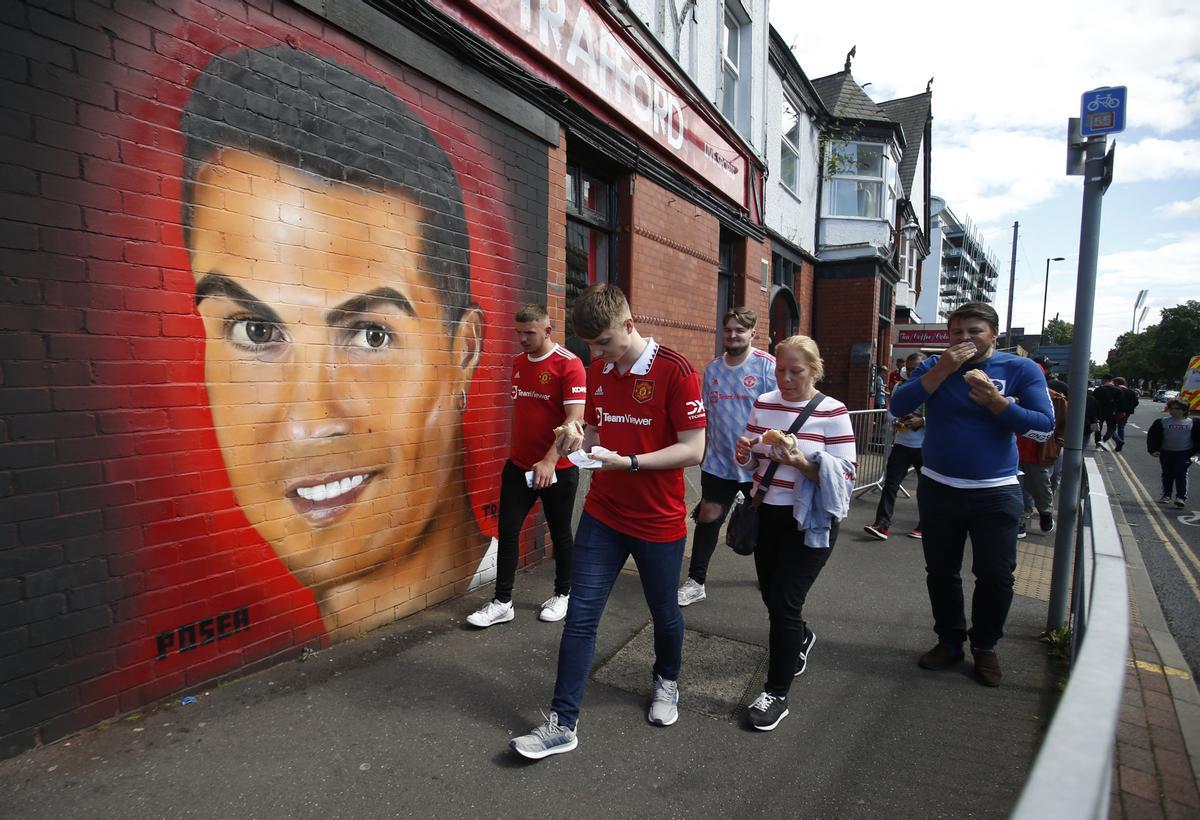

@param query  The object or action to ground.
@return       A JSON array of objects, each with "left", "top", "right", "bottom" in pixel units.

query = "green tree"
[
  {"left": 1042, "top": 317, "right": 1073, "bottom": 345},
  {"left": 1108, "top": 327, "right": 1160, "bottom": 383},
  {"left": 1151, "top": 300, "right": 1200, "bottom": 380}
]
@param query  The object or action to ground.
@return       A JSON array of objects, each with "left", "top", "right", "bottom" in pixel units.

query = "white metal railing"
[
  {"left": 1010, "top": 458, "right": 1129, "bottom": 819},
  {"left": 846, "top": 408, "right": 893, "bottom": 496}
]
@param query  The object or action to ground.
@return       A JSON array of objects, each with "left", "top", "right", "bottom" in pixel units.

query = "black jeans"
[
  {"left": 754, "top": 503, "right": 835, "bottom": 696},
  {"left": 685, "top": 471, "right": 751, "bottom": 585},
  {"left": 1160, "top": 450, "right": 1192, "bottom": 500},
  {"left": 494, "top": 459, "right": 579, "bottom": 603},
  {"left": 873, "top": 443, "right": 923, "bottom": 529},
  {"left": 917, "top": 475, "right": 1021, "bottom": 650}
]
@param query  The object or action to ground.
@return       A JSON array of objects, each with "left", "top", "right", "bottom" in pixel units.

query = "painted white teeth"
[{"left": 296, "top": 474, "right": 369, "bottom": 502}]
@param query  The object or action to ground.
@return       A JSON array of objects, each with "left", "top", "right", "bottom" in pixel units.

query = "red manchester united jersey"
[
  {"left": 584, "top": 338, "right": 706, "bottom": 541},
  {"left": 509, "top": 344, "right": 587, "bottom": 470}
]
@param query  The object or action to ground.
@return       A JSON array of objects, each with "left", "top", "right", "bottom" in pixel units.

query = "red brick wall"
[
  {"left": 0, "top": 0, "right": 551, "bottom": 757},
  {"left": 813, "top": 275, "right": 879, "bottom": 410},
  {"left": 627, "top": 177, "right": 720, "bottom": 368}
]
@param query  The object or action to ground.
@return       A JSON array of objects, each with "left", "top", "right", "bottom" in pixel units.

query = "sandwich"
[
  {"left": 761, "top": 429, "right": 797, "bottom": 450},
  {"left": 964, "top": 368, "right": 992, "bottom": 388}
]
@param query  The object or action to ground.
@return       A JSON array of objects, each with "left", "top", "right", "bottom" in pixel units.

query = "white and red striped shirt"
[{"left": 738, "top": 390, "right": 857, "bottom": 506}]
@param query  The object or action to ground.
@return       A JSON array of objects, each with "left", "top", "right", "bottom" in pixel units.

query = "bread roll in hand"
[
  {"left": 761, "top": 429, "right": 797, "bottom": 450},
  {"left": 964, "top": 368, "right": 992, "bottom": 387}
]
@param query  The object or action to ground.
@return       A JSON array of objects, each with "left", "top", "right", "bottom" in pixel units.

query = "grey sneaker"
[
  {"left": 677, "top": 578, "right": 706, "bottom": 607},
  {"left": 510, "top": 712, "right": 577, "bottom": 759},
  {"left": 648, "top": 675, "right": 679, "bottom": 726},
  {"left": 467, "top": 599, "right": 514, "bottom": 628}
]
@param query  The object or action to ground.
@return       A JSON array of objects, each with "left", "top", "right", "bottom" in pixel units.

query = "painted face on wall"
[{"left": 190, "top": 149, "right": 481, "bottom": 612}]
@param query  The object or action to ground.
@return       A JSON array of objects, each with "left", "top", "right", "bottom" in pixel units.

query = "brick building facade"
[{"left": 0, "top": 0, "right": 768, "bottom": 756}]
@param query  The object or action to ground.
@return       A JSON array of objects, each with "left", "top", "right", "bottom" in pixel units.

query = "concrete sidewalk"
[{"left": 0, "top": 470, "right": 1194, "bottom": 818}]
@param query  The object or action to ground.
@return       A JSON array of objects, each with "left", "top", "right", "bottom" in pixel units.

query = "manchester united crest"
[
  {"left": 633, "top": 378, "right": 655, "bottom": 404},
  {"left": 538, "top": 371, "right": 552, "bottom": 384},
  {"left": 743, "top": 374, "right": 757, "bottom": 389}
]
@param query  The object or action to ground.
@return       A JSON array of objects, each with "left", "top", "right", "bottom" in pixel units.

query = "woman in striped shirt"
[{"left": 734, "top": 335, "right": 857, "bottom": 732}]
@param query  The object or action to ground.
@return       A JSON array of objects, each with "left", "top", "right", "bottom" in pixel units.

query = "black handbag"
[{"left": 726, "top": 394, "right": 825, "bottom": 555}]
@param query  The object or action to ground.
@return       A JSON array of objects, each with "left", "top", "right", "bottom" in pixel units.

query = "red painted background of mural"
[{"left": 0, "top": 0, "right": 550, "bottom": 755}]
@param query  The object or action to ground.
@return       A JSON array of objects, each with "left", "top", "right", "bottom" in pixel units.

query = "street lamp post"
[
  {"left": 1040, "top": 256, "right": 1066, "bottom": 340},
  {"left": 1133, "top": 289, "right": 1148, "bottom": 333}
]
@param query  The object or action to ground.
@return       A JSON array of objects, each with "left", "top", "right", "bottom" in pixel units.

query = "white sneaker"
[
  {"left": 677, "top": 578, "right": 706, "bottom": 607},
  {"left": 539, "top": 594, "right": 569, "bottom": 622},
  {"left": 467, "top": 599, "right": 514, "bottom": 628}
]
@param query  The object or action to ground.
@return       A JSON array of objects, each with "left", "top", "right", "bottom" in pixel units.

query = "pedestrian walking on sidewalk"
[
  {"left": 510, "top": 284, "right": 706, "bottom": 759},
  {"left": 677, "top": 307, "right": 776, "bottom": 608},
  {"left": 1093, "top": 375, "right": 1122, "bottom": 449},
  {"left": 1147, "top": 398, "right": 1200, "bottom": 509},
  {"left": 864, "top": 351, "right": 926, "bottom": 541},
  {"left": 1016, "top": 356, "right": 1063, "bottom": 538},
  {"left": 1110, "top": 376, "right": 1139, "bottom": 452},
  {"left": 467, "top": 305, "right": 586, "bottom": 629},
  {"left": 890, "top": 302, "right": 1054, "bottom": 688},
  {"left": 733, "top": 336, "right": 856, "bottom": 731}
]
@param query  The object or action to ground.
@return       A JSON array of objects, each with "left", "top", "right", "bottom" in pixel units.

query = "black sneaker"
[
  {"left": 1017, "top": 521, "right": 1027, "bottom": 539},
  {"left": 794, "top": 627, "right": 816, "bottom": 677},
  {"left": 747, "top": 692, "right": 789, "bottom": 731},
  {"left": 1039, "top": 513, "right": 1054, "bottom": 534}
]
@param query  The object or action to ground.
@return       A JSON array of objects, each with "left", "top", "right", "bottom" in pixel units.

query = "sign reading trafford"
[{"left": 460, "top": 0, "right": 747, "bottom": 207}]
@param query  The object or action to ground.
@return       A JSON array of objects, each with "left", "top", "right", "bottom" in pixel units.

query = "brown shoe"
[
  {"left": 918, "top": 643, "right": 964, "bottom": 670},
  {"left": 972, "top": 648, "right": 1003, "bottom": 687}
]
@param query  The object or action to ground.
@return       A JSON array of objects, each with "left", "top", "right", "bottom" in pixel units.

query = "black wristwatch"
[{"left": 628, "top": 454, "right": 640, "bottom": 472}]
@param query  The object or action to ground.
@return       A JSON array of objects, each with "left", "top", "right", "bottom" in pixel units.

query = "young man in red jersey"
[
  {"left": 510, "top": 284, "right": 706, "bottom": 759},
  {"left": 468, "top": 305, "right": 586, "bottom": 627}
]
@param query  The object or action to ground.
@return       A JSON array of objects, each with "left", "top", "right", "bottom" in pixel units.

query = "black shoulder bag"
[{"left": 726, "top": 394, "right": 825, "bottom": 556}]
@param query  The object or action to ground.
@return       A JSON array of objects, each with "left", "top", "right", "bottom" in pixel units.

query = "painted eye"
[
  {"left": 350, "top": 325, "right": 391, "bottom": 349},
  {"left": 229, "top": 318, "right": 282, "bottom": 346}
]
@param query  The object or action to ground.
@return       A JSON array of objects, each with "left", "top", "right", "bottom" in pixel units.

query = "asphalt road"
[{"left": 1099, "top": 400, "right": 1200, "bottom": 677}]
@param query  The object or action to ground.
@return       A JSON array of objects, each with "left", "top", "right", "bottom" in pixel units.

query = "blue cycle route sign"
[{"left": 1080, "top": 86, "right": 1127, "bottom": 136}]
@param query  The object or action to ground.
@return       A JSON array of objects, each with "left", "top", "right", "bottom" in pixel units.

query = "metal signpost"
[{"left": 1046, "top": 87, "right": 1126, "bottom": 631}]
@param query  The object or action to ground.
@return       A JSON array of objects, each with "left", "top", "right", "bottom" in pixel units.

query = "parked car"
[{"left": 1154, "top": 389, "right": 1179, "bottom": 402}]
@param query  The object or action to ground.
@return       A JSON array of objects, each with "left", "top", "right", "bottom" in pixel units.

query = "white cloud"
[
  {"left": 771, "top": 0, "right": 1200, "bottom": 224},
  {"left": 1019, "top": 234, "right": 1200, "bottom": 360},
  {"left": 1122, "top": 139, "right": 1200, "bottom": 181},
  {"left": 1155, "top": 196, "right": 1200, "bottom": 217}
]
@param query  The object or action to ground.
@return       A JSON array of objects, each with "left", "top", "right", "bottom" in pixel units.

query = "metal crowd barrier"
[
  {"left": 846, "top": 409, "right": 894, "bottom": 496},
  {"left": 1011, "top": 458, "right": 1129, "bottom": 820}
]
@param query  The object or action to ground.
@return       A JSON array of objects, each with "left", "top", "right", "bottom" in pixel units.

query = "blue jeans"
[
  {"left": 917, "top": 476, "right": 1022, "bottom": 650},
  {"left": 550, "top": 512, "right": 685, "bottom": 730}
]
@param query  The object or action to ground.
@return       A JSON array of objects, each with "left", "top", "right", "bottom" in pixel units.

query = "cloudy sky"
[{"left": 771, "top": 0, "right": 1200, "bottom": 364}]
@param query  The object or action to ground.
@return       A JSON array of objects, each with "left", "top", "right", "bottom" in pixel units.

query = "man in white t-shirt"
[{"left": 677, "top": 308, "right": 776, "bottom": 607}]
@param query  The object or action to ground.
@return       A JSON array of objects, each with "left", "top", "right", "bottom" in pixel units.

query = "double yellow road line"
[{"left": 1106, "top": 449, "right": 1200, "bottom": 606}]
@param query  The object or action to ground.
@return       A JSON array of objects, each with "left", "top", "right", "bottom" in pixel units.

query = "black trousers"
[
  {"left": 685, "top": 471, "right": 751, "bottom": 585},
  {"left": 494, "top": 459, "right": 579, "bottom": 603},
  {"left": 873, "top": 443, "right": 923, "bottom": 529},
  {"left": 754, "top": 503, "right": 835, "bottom": 696},
  {"left": 917, "top": 475, "right": 1021, "bottom": 650}
]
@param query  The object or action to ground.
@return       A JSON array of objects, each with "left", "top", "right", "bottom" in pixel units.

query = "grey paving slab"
[{"left": 0, "top": 483, "right": 1055, "bottom": 819}]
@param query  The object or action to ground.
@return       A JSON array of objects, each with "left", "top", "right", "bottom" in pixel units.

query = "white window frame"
[
  {"left": 720, "top": 8, "right": 740, "bottom": 123},
  {"left": 780, "top": 95, "right": 801, "bottom": 194},
  {"left": 824, "top": 140, "right": 893, "bottom": 220}
]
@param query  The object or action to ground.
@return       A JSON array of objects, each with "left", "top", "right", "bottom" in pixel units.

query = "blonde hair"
[
  {"left": 515, "top": 303, "right": 549, "bottom": 324},
  {"left": 572, "top": 283, "right": 631, "bottom": 339},
  {"left": 775, "top": 335, "right": 824, "bottom": 382}
]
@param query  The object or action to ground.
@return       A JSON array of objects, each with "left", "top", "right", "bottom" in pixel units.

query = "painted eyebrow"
[
  {"left": 325, "top": 288, "right": 416, "bottom": 324},
  {"left": 194, "top": 273, "right": 283, "bottom": 325}
]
